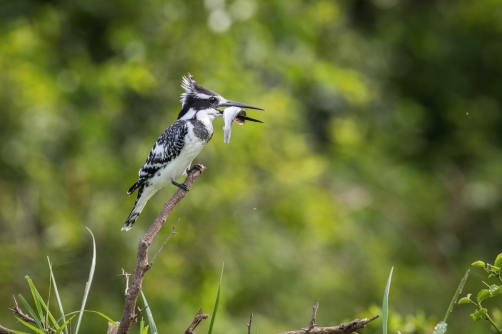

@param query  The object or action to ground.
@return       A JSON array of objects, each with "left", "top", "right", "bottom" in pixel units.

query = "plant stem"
[{"left": 485, "top": 313, "right": 502, "bottom": 333}]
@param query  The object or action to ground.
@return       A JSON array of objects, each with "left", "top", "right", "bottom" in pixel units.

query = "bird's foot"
[
  {"left": 172, "top": 180, "right": 189, "bottom": 191},
  {"left": 187, "top": 164, "right": 203, "bottom": 174}
]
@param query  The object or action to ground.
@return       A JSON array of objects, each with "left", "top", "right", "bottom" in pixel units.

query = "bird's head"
[{"left": 177, "top": 74, "right": 263, "bottom": 123}]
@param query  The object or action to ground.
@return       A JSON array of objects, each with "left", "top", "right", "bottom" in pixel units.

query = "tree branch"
[
  {"left": 0, "top": 324, "right": 15, "bottom": 334},
  {"left": 279, "top": 315, "right": 379, "bottom": 334},
  {"left": 117, "top": 166, "right": 206, "bottom": 333},
  {"left": 184, "top": 308, "right": 209, "bottom": 334}
]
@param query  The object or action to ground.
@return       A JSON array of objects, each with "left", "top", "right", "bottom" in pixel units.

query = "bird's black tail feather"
[{"left": 122, "top": 184, "right": 145, "bottom": 231}]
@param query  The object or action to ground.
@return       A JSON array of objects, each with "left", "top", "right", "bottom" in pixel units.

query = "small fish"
[{"left": 222, "top": 107, "right": 263, "bottom": 143}]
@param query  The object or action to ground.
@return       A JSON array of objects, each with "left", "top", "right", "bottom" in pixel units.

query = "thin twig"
[
  {"left": 280, "top": 315, "right": 379, "bottom": 334},
  {"left": 149, "top": 219, "right": 181, "bottom": 268},
  {"left": 184, "top": 308, "right": 210, "bottom": 334},
  {"left": 0, "top": 324, "right": 15, "bottom": 334},
  {"left": 131, "top": 306, "right": 149, "bottom": 323},
  {"left": 9, "top": 295, "right": 36, "bottom": 324},
  {"left": 118, "top": 269, "right": 132, "bottom": 296},
  {"left": 247, "top": 313, "right": 253, "bottom": 334},
  {"left": 302, "top": 300, "right": 319, "bottom": 332},
  {"left": 117, "top": 166, "right": 206, "bottom": 334}
]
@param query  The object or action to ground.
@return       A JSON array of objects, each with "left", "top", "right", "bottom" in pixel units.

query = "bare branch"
[
  {"left": 279, "top": 315, "right": 379, "bottom": 334},
  {"left": 247, "top": 313, "right": 253, "bottom": 334},
  {"left": 0, "top": 324, "right": 15, "bottom": 334},
  {"left": 302, "top": 300, "right": 319, "bottom": 332},
  {"left": 184, "top": 308, "right": 209, "bottom": 334},
  {"left": 9, "top": 295, "right": 36, "bottom": 324},
  {"left": 106, "top": 322, "right": 119, "bottom": 334},
  {"left": 150, "top": 218, "right": 181, "bottom": 267},
  {"left": 118, "top": 269, "right": 132, "bottom": 296},
  {"left": 117, "top": 166, "right": 206, "bottom": 333}
]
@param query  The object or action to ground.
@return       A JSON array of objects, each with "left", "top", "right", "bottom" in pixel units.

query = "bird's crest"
[{"left": 180, "top": 74, "right": 219, "bottom": 107}]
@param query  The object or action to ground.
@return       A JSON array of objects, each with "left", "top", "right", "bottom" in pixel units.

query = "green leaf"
[
  {"left": 17, "top": 294, "right": 43, "bottom": 330},
  {"left": 14, "top": 317, "right": 45, "bottom": 334},
  {"left": 140, "top": 291, "right": 157, "bottom": 334},
  {"left": 25, "top": 277, "right": 44, "bottom": 325},
  {"left": 208, "top": 262, "right": 225, "bottom": 334},
  {"left": 472, "top": 261, "right": 485, "bottom": 268},
  {"left": 458, "top": 297, "right": 471, "bottom": 304},
  {"left": 494, "top": 253, "right": 502, "bottom": 268},
  {"left": 477, "top": 289, "right": 492, "bottom": 303},
  {"left": 25, "top": 275, "right": 60, "bottom": 330},
  {"left": 444, "top": 269, "right": 469, "bottom": 322},
  {"left": 74, "top": 227, "right": 97, "bottom": 334},
  {"left": 58, "top": 310, "right": 117, "bottom": 325},
  {"left": 431, "top": 321, "right": 448, "bottom": 334},
  {"left": 54, "top": 316, "right": 75, "bottom": 334},
  {"left": 470, "top": 308, "right": 488, "bottom": 321},
  {"left": 48, "top": 257, "right": 68, "bottom": 334},
  {"left": 382, "top": 266, "right": 394, "bottom": 334}
]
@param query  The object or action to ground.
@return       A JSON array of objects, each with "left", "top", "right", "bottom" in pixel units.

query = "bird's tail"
[{"left": 122, "top": 185, "right": 157, "bottom": 231}]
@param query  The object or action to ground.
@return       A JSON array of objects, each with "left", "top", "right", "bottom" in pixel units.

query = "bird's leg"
[
  {"left": 171, "top": 179, "right": 189, "bottom": 192},
  {"left": 186, "top": 164, "right": 203, "bottom": 174}
]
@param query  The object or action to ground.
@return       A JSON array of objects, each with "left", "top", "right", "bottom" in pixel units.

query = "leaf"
[
  {"left": 74, "top": 227, "right": 97, "bottom": 334},
  {"left": 54, "top": 316, "right": 75, "bottom": 334},
  {"left": 494, "top": 253, "right": 502, "bottom": 268},
  {"left": 140, "top": 291, "right": 157, "bottom": 334},
  {"left": 48, "top": 257, "right": 68, "bottom": 334},
  {"left": 25, "top": 277, "right": 44, "bottom": 325},
  {"left": 382, "top": 266, "right": 394, "bottom": 334},
  {"left": 17, "top": 294, "right": 43, "bottom": 330},
  {"left": 431, "top": 321, "right": 448, "bottom": 334},
  {"left": 57, "top": 310, "right": 117, "bottom": 325},
  {"left": 208, "top": 262, "right": 225, "bottom": 334},
  {"left": 458, "top": 297, "right": 471, "bottom": 304},
  {"left": 14, "top": 317, "right": 45, "bottom": 334},
  {"left": 444, "top": 269, "right": 469, "bottom": 322},
  {"left": 477, "top": 289, "right": 492, "bottom": 303},
  {"left": 25, "top": 275, "right": 60, "bottom": 330},
  {"left": 472, "top": 261, "right": 485, "bottom": 268},
  {"left": 470, "top": 308, "right": 487, "bottom": 321}
]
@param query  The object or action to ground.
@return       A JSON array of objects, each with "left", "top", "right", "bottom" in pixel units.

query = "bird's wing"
[{"left": 127, "top": 120, "right": 189, "bottom": 194}]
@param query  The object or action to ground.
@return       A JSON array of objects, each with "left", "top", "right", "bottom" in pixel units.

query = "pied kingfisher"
[{"left": 122, "top": 74, "right": 263, "bottom": 231}]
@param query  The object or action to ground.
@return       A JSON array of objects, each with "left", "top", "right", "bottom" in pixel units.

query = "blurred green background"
[{"left": 1, "top": 0, "right": 502, "bottom": 333}]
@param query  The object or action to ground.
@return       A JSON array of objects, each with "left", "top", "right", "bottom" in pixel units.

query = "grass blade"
[
  {"left": 57, "top": 310, "right": 117, "bottom": 326},
  {"left": 17, "top": 294, "right": 43, "bottom": 330},
  {"left": 443, "top": 269, "right": 470, "bottom": 322},
  {"left": 54, "top": 316, "right": 75, "bottom": 334},
  {"left": 382, "top": 266, "right": 394, "bottom": 334},
  {"left": 14, "top": 317, "right": 45, "bottom": 334},
  {"left": 25, "top": 275, "right": 60, "bottom": 330},
  {"left": 207, "top": 263, "right": 224, "bottom": 334},
  {"left": 140, "top": 291, "right": 158, "bottom": 334},
  {"left": 74, "top": 227, "right": 97, "bottom": 334},
  {"left": 25, "top": 276, "right": 44, "bottom": 323},
  {"left": 140, "top": 318, "right": 145, "bottom": 334},
  {"left": 48, "top": 257, "right": 68, "bottom": 334}
]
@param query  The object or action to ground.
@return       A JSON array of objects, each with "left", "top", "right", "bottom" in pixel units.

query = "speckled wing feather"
[{"left": 127, "top": 120, "right": 189, "bottom": 194}]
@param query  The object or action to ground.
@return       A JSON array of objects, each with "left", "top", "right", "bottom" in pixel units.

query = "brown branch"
[
  {"left": 184, "top": 308, "right": 209, "bottom": 334},
  {"left": 9, "top": 295, "right": 36, "bottom": 324},
  {"left": 117, "top": 166, "right": 206, "bottom": 334},
  {"left": 247, "top": 313, "right": 253, "bottom": 334},
  {"left": 279, "top": 315, "right": 379, "bottom": 334},
  {"left": 302, "top": 300, "right": 319, "bottom": 332},
  {"left": 0, "top": 324, "right": 15, "bottom": 334}
]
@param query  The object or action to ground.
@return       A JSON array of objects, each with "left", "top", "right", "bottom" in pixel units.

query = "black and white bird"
[{"left": 122, "top": 74, "right": 263, "bottom": 231}]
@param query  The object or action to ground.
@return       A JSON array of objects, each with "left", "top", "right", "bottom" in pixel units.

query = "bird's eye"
[{"left": 209, "top": 97, "right": 218, "bottom": 105}]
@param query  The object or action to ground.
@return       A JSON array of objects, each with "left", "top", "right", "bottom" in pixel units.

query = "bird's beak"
[
  {"left": 219, "top": 100, "right": 264, "bottom": 111},
  {"left": 235, "top": 115, "right": 264, "bottom": 123}
]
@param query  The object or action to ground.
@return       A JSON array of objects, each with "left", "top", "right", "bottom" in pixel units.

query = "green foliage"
[
  {"left": 1, "top": 0, "right": 502, "bottom": 333},
  {"left": 141, "top": 291, "right": 158, "bottom": 334},
  {"left": 460, "top": 253, "right": 502, "bottom": 333},
  {"left": 207, "top": 263, "right": 224, "bottom": 334},
  {"left": 382, "top": 267, "right": 393, "bottom": 334}
]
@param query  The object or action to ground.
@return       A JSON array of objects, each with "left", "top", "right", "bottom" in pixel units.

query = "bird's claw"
[
  {"left": 187, "top": 164, "right": 203, "bottom": 174},
  {"left": 172, "top": 180, "right": 189, "bottom": 192}
]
